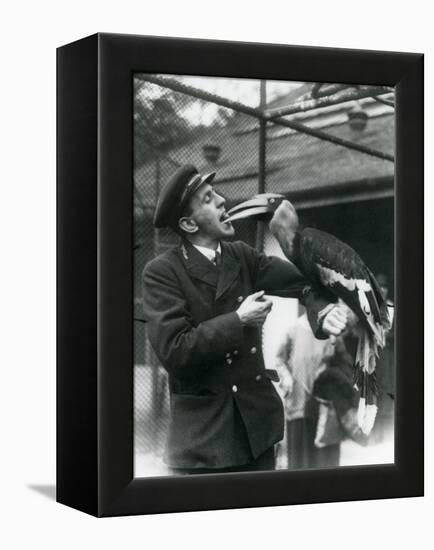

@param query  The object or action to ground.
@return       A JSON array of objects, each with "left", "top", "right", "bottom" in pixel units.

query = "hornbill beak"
[{"left": 226, "top": 193, "right": 285, "bottom": 223}]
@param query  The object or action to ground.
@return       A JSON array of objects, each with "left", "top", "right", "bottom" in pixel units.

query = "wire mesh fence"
[{"left": 133, "top": 74, "right": 395, "bottom": 476}]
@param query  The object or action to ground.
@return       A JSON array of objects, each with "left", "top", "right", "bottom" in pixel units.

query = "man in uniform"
[{"left": 142, "top": 165, "right": 347, "bottom": 474}]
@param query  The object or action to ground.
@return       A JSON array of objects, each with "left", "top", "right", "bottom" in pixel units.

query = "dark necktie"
[{"left": 214, "top": 251, "right": 221, "bottom": 268}]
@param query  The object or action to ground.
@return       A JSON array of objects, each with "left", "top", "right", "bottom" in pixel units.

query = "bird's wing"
[
  {"left": 294, "top": 228, "right": 390, "bottom": 434},
  {"left": 296, "top": 228, "right": 389, "bottom": 338}
]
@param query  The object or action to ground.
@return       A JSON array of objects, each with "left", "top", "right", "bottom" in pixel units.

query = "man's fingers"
[
  {"left": 250, "top": 290, "right": 265, "bottom": 301},
  {"left": 256, "top": 310, "right": 272, "bottom": 325},
  {"left": 320, "top": 304, "right": 352, "bottom": 338},
  {"left": 244, "top": 290, "right": 265, "bottom": 302},
  {"left": 332, "top": 319, "right": 347, "bottom": 331},
  {"left": 325, "top": 319, "right": 346, "bottom": 333},
  {"left": 334, "top": 310, "right": 348, "bottom": 323},
  {"left": 329, "top": 307, "right": 347, "bottom": 322},
  {"left": 325, "top": 308, "right": 348, "bottom": 332},
  {"left": 325, "top": 325, "right": 341, "bottom": 336},
  {"left": 329, "top": 335, "right": 337, "bottom": 345},
  {"left": 237, "top": 292, "right": 273, "bottom": 327}
]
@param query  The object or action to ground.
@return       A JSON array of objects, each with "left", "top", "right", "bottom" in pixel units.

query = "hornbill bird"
[{"left": 227, "top": 194, "right": 392, "bottom": 435}]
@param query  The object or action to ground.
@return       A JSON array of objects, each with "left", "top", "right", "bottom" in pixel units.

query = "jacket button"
[
  {"left": 302, "top": 285, "right": 312, "bottom": 297},
  {"left": 233, "top": 350, "right": 239, "bottom": 356},
  {"left": 237, "top": 296, "right": 244, "bottom": 303},
  {"left": 226, "top": 358, "right": 233, "bottom": 365},
  {"left": 225, "top": 352, "right": 231, "bottom": 358},
  {"left": 250, "top": 347, "right": 257, "bottom": 354},
  {"left": 255, "top": 375, "right": 262, "bottom": 381},
  {"left": 232, "top": 385, "right": 238, "bottom": 393}
]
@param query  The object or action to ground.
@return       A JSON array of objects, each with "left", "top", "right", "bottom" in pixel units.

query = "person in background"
[
  {"left": 275, "top": 310, "right": 368, "bottom": 470},
  {"left": 274, "top": 313, "right": 340, "bottom": 470}
]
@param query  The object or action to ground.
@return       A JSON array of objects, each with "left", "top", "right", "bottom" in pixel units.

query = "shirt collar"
[{"left": 192, "top": 242, "right": 221, "bottom": 263}]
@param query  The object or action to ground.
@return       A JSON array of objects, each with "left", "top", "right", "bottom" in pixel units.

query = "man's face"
[{"left": 184, "top": 183, "right": 235, "bottom": 240}]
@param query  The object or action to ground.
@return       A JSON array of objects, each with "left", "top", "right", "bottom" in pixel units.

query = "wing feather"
[{"left": 295, "top": 228, "right": 390, "bottom": 337}]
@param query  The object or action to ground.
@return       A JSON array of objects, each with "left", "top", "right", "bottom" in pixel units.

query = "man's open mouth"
[{"left": 220, "top": 211, "right": 231, "bottom": 224}]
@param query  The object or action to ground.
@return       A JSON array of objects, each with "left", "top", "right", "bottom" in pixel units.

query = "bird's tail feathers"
[
  {"left": 353, "top": 362, "right": 378, "bottom": 436},
  {"left": 357, "top": 398, "right": 378, "bottom": 436},
  {"left": 355, "top": 327, "right": 382, "bottom": 375}
]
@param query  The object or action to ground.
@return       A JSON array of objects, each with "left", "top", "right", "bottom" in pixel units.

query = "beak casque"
[{"left": 226, "top": 193, "right": 285, "bottom": 223}]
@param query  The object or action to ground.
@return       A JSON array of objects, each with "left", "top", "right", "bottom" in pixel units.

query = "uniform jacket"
[{"left": 142, "top": 239, "right": 328, "bottom": 469}]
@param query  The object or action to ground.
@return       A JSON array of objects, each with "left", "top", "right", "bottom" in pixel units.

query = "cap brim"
[
  {"left": 179, "top": 171, "right": 216, "bottom": 211},
  {"left": 192, "top": 171, "right": 216, "bottom": 194}
]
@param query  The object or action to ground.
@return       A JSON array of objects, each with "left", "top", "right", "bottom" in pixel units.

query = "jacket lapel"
[
  {"left": 180, "top": 240, "right": 219, "bottom": 287},
  {"left": 216, "top": 243, "right": 240, "bottom": 300}
]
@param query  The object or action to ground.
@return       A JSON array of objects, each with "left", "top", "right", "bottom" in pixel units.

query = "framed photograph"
[{"left": 57, "top": 33, "right": 423, "bottom": 516}]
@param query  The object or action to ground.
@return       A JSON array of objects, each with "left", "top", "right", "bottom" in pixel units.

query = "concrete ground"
[{"left": 134, "top": 431, "right": 394, "bottom": 477}]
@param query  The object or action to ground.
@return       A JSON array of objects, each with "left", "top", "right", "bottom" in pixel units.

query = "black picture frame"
[{"left": 57, "top": 32, "right": 423, "bottom": 517}]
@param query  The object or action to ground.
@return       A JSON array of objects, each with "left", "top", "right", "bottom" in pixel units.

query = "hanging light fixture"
[
  {"left": 202, "top": 144, "right": 221, "bottom": 164},
  {"left": 347, "top": 101, "right": 368, "bottom": 132}
]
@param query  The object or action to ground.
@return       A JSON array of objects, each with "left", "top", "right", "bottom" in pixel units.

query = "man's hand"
[
  {"left": 276, "top": 365, "right": 293, "bottom": 398},
  {"left": 321, "top": 305, "right": 348, "bottom": 344},
  {"left": 236, "top": 290, "right": 273, "bottom": 327}
]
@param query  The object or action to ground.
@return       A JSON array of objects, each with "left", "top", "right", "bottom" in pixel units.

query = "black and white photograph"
[{"left": 133, "top": 74, "right": 395, "bottom": 478}]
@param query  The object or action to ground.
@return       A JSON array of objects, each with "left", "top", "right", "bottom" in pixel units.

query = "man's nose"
[{"left": 216, "top": 194, "right": 225, "bottom": 207}]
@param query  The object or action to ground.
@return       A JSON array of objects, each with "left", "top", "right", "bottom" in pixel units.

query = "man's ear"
[{"left": 178, "top": 216, "right": 199, "bottom": 234}]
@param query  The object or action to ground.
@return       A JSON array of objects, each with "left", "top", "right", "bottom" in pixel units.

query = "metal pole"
[
  {"left": 265, "top": 114, "right": 394, "bottom": 162},
  {"left": 256, "top": 81, "right": 267, "bottom": 251},
  {"left": 136, "top": 74, "right": 394, "bottom": 162},
  {"left": 372, "top": 95, "right": 395, "bottom": 108},
  {"left": 310, "top": 83, "right": 393, "bottom": 99},
  {"left": 311, "top": 83, "right": 348, "bottom": 98},
  {"left": 136, "top": 74, "right": 261, "bottom": 117},
  {"left": 265, "top": 86, "right": 394, "bottom": 118}
]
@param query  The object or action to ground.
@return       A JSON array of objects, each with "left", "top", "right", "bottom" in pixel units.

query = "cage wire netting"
[{"left": 133, "top": 75, "right": 395, "bottom": 476}]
